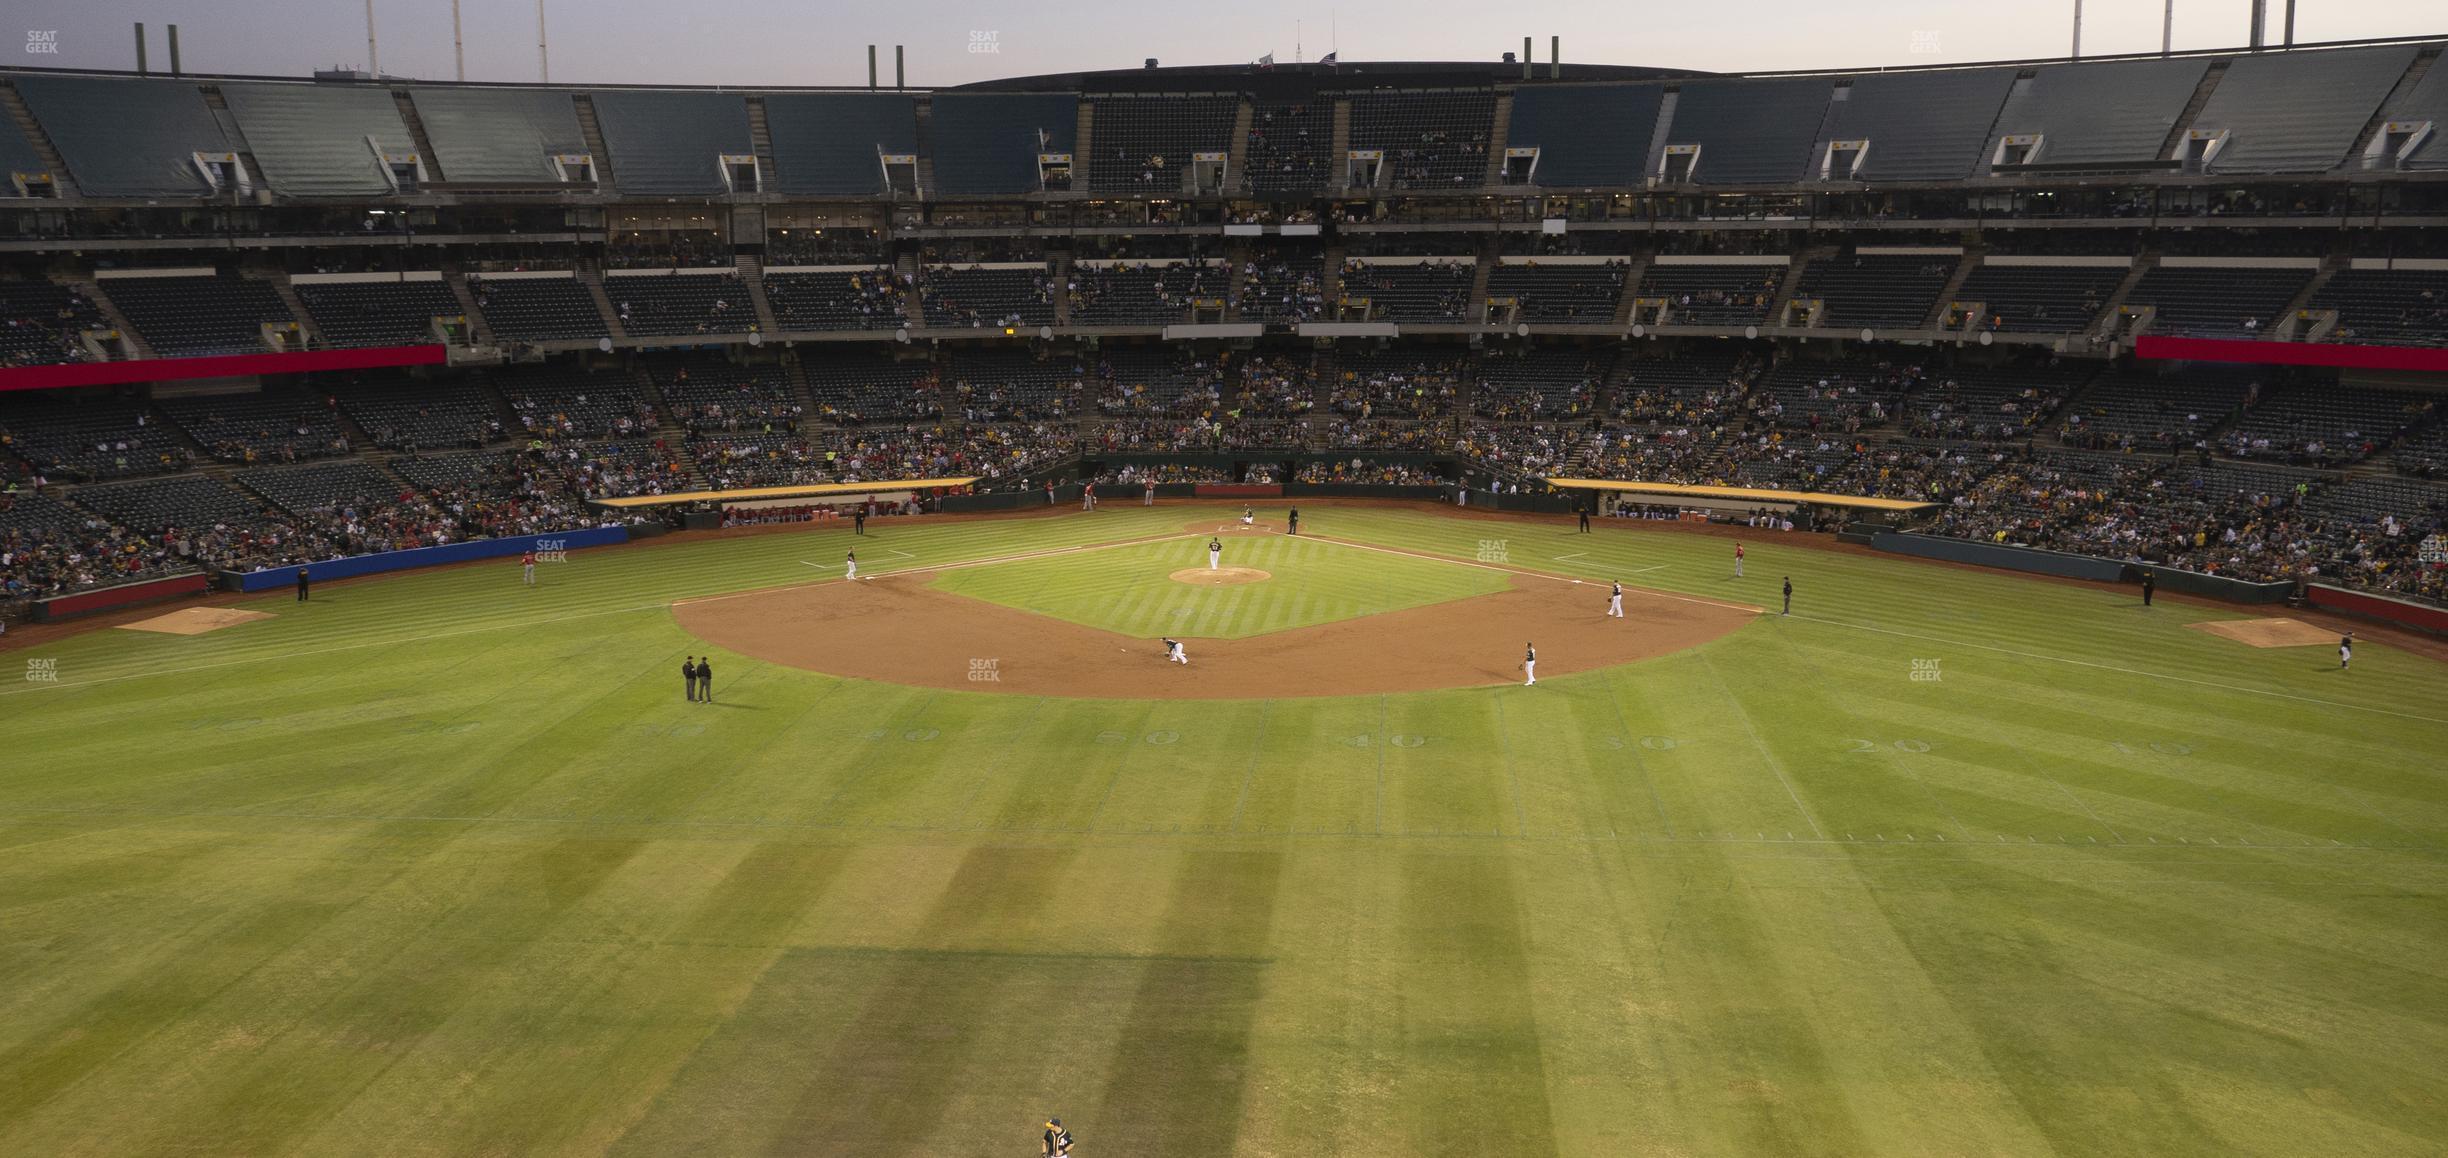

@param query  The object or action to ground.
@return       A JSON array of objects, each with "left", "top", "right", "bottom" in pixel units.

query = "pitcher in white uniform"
[
  {"left": 1208, "top": 537, "right": 1222, "bottom": 570},
  {"left": 1607, "top": 581, "right": 1624, "bottom": 618}
]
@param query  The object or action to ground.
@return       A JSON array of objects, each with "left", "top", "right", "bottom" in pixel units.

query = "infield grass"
[
  {"left": 1, "top": 502, "right": 2443, "bottom": 1156},
  {"left": 929, "top": 528, "right": 1509, "bottom": 638}
]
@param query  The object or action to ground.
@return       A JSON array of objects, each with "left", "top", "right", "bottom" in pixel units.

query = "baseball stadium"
[{"left": 2, "top": 5, "right": 2447, "bottom": 1155}]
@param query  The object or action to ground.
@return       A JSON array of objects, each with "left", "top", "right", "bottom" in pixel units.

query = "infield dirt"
[{"left": 674, "top": 568, "right": 1757, "bottom": 698}]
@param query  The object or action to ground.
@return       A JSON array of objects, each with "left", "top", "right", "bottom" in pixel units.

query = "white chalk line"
[
  {"left": 675, "top": 530, "right": 1209, "bottom": 609},
  {"left": 1783, "top": 611, "right": 2448, "bottom": 727},
  {"left": 1301, "top": 533, "right": 1763, "bottom": 616},
  {"left": 19, "top": 523, "right": 2430, "bottom": 733},
  {"left": 0, "top": 600, "right": 674, "bottom": 699}
]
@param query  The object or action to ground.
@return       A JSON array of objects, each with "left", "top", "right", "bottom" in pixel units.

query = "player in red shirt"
[{"left": 521, "top": 550, "right": 537, "bottom": 586}]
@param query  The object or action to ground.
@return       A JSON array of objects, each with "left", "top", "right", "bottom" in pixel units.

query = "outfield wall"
[
  {"left": 1870, "top": 533, "right": 2294, "bottom": 603},
  {"left": 230, "top": 527, "right": 630, "bottom": 593},
  {"left": 2305, "top": 583, "right": 2448, "bottom": 635},
  {"left": 30, "top": 571, "right": 212, "bottom": 622}
]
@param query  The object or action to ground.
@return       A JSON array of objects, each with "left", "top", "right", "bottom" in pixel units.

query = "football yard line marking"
[
  {"left": 1303, "top": 533, "right": 1762, "bottom": 615},
  {"left": 0, "top": 600, "right": 675, "bottom": 698},
  {"left": 675, "top": 530, "right": 1208, "bottom": 608},
  {"left": 1786, "top": 612, "right": 2448, "bottom": 726}
]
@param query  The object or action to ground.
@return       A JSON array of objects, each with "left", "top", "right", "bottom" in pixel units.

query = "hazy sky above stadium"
[{"left": 11, "top": 0, "right": 2442, "bottom": 85}]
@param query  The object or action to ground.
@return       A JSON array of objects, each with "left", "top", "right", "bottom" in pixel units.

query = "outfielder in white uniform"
[
  {"left": 1523, "top": 642, "right": 1537, "bottom": 686},
  {"left": 2340, "top": 632, "right": 2354, "bottom": 670},
  {"left": 1607, "top": 581, "right": 1624, "bottom": 618},
  {"left": 1208, "top": 537, "right": 1222, "bottom": 570},
  {"left": 1164, "top": 637, "right": 1189, "bottom": 665},
  {"left": 846, "top": 550, "right": 858, "bottom": 580}
]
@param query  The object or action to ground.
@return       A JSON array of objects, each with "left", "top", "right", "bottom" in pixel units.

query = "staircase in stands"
[
  {"left": 579, "top": 268, "right": 627, "bottom": 340},
  {"left": 390, "top": 90, "right": 447, "bottom": 183},
  {"left": 735, "top": 251, "right": 780, "bottom": 335}
]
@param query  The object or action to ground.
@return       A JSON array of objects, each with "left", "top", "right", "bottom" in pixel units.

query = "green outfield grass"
[
  {"left": 929, "top": 528, "right": 1509, "bottom": 637},
  {"left": 2, "top": 502, "right": 2443, "bottom": 1156}
]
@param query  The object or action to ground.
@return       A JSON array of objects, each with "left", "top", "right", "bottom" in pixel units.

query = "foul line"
[
  {"left": 675, "top": 530, "right": 1209, "bottom": 609},
  {"left": 0, "top": 600, "right": 674, "bottom": 698},
  {"left": 1302, "top": 533, "right": 1763, "bottom": 616},
  {"left": 1785, "top": 611, "right": 2448, "bottom": 726}
]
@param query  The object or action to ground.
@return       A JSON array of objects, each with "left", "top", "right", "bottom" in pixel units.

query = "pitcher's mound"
[
  {"left": 1171, "top": 567, "right": 1270, "bottom": 586},
  {"left": 2189, "top": 618, "right": 2338, "bottom": 648},
  {"left": 118, "top": 607, "right": 274, "bottom": 636}
]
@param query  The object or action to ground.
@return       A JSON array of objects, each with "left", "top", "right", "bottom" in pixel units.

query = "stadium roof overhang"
[
  {"left": 1543, "top": 479, "right": 1938, "bottom": 513},
  {"left": 589, "top": 478, "right": 982, "bottom": 508}
]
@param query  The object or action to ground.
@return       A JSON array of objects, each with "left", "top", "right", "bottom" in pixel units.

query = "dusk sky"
[{"left": 9, "top": 0, "right": 2441, "bottom": 86}]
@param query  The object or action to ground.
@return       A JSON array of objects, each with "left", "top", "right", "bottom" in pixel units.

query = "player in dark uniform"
[
  {"left": 296, "top": 566, "right": 311, "bottom": 602},
  {"left": 1579, "top": 504, "right": 1592, "bottom": 533},
  {"left": 683, "top": 657, "right": 699, "bottom": 702},
  {"left": 854, "top": 505, "right": 867, "bottom": 535},
  {"left": 1782, "top": 577, "right": 1793, "bottom": 615},
  {"left": 1040, "top": 1118, "right": 1073, "bottom": 1156},
  {"left": 697, "top": 656, "right": 714, "bottom": 702},
  {"left": 2140, "top": 569, "right": 2155, "bottom": 606},
  {"left": 1288, "top": 507, "right": 1300, "bottom": 535}
]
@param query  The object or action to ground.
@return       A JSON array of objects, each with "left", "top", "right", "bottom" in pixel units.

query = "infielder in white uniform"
[
  {"left": 1523, "top": 642, "right": 1537, "bottom": 686},
  {"left": 1164, "top": 637, "right": 1189, "bottom": 665},
  {"left": 1208, "top": 537, "right": 1222, "bottom": 570},
  {"left": 2340, "top": 632, "right": 2354, "bottom": 670},
  {"left": 845, "top": 550, "right": 858, "bottom": 580},
  {"left": 1607, "top": 581, "right": 1624, "bottom": 618},
  {"left": 1241, "top": 506, "right": 1254, "bottom": 527}
]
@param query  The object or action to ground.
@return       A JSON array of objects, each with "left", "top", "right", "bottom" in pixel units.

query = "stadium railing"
[
  {"left": 229, "top": 526, "right": 629, "bottom": 593},
  {"left": 29, "top": 571, "right": 212, "bottom": 622}
]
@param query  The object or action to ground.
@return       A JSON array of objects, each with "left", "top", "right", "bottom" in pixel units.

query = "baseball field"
[{"left": 2, "top": 501, "right": 2443, "bottom": 1156}]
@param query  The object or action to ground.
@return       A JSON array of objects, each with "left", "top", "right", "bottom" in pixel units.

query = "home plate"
[
  {"left": 118, "top": 607, "right": 276, "bottom": 636},
  {"left": 2187, "top": 618, "right": 2338, "bottom": 648}
]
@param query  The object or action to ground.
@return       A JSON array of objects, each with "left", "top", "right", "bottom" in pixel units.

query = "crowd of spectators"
[
  {"left": 1295, "top": 459, "right": 1441, "bottom": 485},
  {"left": 1330, "top": 354, "right": 1461, "bottom": 420},
  {"left": 6, "top": 344, "right": 2447, "bottom": 608}
]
